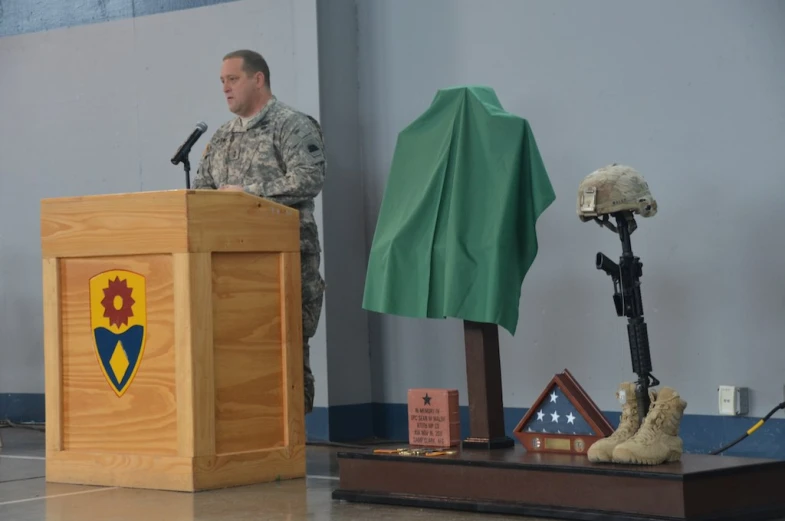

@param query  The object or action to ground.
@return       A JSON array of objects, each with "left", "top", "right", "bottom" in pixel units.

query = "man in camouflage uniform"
[{"left": 194, "top": 49, "right": 326, "bottom": 414}]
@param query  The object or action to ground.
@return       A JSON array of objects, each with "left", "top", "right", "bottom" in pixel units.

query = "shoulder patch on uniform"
[{"left": 304, "top": 136, "right": 324, "bottom": 160}]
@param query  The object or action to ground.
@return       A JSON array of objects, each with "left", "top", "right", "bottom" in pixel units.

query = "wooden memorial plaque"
[
  {"left": 407, "top": 389, "right": 460, "bottom": 448},
  {"left": 512, "top": 369, "right": 613, "bottom": 455}
]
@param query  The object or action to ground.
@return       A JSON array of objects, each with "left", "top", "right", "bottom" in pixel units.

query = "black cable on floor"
[{"left": 710, "top": 401, "right": 785, "bottom": 455}]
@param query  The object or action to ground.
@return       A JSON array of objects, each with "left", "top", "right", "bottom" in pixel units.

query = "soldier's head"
[{"left": 221, "top": 50, "right": 271, "bottom": 117}]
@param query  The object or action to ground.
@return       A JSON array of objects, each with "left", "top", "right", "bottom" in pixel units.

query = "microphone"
[
  {"left": 171, "top": 121, "right": 208, "bottom": 189},
  {"left": 171, "top": 121, "right": 208, "bottom": 166}
]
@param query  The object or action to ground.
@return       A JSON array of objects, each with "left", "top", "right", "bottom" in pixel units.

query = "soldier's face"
[{"left": 220, "top": 58, "right": 262, "bottom": 117}]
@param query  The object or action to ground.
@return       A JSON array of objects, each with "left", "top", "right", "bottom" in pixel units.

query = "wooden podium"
[{"left": 40, "top": 189, "right": 305, "bottom": 492}]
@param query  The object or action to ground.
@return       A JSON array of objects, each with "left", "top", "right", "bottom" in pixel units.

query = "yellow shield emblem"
[{"left": 89, "top": 269, "right": 147, "bottom": 397}]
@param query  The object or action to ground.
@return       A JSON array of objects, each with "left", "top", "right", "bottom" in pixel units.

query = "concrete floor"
[{"left": 0, "top": 427, "right": 541, "bottom": 521}]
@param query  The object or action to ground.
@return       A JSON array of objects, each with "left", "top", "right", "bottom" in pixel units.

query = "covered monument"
[{"left": 361, "top": 85, "right": 556, "bottom": 336}]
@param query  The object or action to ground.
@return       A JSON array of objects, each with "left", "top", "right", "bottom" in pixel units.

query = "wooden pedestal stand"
[
  {"left": 41, "top": 190, "right": 305, "bottom": 492},
  {"left": 460, "top": 320, "right": 514, "bottom": 450}
]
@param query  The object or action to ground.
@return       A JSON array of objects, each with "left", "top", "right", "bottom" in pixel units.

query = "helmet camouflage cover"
[{"left": 577, "top": 163, "right": 657, "bottom": 222}]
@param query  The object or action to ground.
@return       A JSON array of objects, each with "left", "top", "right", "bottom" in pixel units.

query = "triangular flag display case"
[{"left": 513, "top": 369, "right": 613, "bottom": 455}]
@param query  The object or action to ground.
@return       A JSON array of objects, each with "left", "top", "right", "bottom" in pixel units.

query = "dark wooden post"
[{"left": 461, "top": 320, "right": 514, "bottom": 449}]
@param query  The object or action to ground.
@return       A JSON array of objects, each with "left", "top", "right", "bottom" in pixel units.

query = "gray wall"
[
  {"left": 353, "top": 0, "right": 785, "bottom": 417},
  {"left": 2, "top": 0, "right": 785, "bottom": 435},
  {"left": 0, "top": 0, "right": 329, "bottom": 405}
]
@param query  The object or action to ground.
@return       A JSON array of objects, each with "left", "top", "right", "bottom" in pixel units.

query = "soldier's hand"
[{"left": 218, "top": 184, "right": 244, "bottom": 192}]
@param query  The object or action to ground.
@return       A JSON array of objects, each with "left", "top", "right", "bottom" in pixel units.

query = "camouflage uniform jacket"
[{"left": 194, "top": 97, "right": 325, "bottom": 254}]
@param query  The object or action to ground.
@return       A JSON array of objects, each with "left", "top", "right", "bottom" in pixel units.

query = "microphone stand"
[
  {"left": 182, "top": 156, "right": 191, "bottom": 189},
  {"left": 171, "top": 122, "right": 208, "bottom": 189}
]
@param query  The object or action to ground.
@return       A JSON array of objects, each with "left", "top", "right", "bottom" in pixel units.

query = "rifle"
[{"left": 595, "top": 211, "right": 659, "bottom": 424}]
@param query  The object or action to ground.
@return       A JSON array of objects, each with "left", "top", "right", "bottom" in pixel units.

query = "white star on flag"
[{"left": 519, "top": 385, "right": 596, "bottom": 437}]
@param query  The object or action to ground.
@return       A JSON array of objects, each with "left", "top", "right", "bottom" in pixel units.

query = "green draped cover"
[{"left": 362, "top": 85, "right": 555, "bottom": 336}]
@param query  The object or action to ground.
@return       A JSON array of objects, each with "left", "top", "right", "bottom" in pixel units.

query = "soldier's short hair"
[{"left": 223, "top": 49, "right": 271, "bottom": 87}]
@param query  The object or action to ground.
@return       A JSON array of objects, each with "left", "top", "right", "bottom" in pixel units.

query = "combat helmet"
[{"left": 577, "top": 163, "right": 657, "bottom": 233}]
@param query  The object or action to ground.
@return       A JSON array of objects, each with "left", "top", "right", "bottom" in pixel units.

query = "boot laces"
[
  {"left": 636, "top": 394, "right": 679, "bottom": 443},
  {"left": 610, "top": 396, "right": 638, "bottom": 438}
]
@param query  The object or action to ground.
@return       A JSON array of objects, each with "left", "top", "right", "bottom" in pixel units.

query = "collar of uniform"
[{"left": 231, "top": 96, "right": 277, "bottom": 133}]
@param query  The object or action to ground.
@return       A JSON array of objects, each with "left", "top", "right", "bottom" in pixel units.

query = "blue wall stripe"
[
  {"left": 3, "top": 394, "right": 784, "bottom": 460},
  {"left": 0, "top": 393, "right": 45, "bottom": 423},
  {"left": 0, "top": 0, "right": 240, "bottom": 38}
]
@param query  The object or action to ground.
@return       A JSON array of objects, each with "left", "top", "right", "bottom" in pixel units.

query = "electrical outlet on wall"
[{"left": 718, "top": 385, "right": 749, "bottom": 416}]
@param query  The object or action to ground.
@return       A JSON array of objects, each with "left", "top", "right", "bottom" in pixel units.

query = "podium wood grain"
[{"left": 41, "top": 190, "right": 305, "bottom": 491}]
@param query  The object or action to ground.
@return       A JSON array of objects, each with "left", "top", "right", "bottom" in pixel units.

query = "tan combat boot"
[
  {"left": 611, "top": 387, "right": 687, "bottom": 465},
  {"left": 587, "top": 382, "right": 656, "bottom": 463}
]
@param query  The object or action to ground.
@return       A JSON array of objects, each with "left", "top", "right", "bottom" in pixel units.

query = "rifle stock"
[{"left": 595, "top": 212, "right": 659, "bottom": 424}]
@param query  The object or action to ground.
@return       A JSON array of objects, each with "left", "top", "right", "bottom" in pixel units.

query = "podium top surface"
[{"left": 40, "top": 189, "right": 300, "bottom": 258}]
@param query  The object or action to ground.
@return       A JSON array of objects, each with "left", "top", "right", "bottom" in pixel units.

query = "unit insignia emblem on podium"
[
  {"left": 89, "top": 269, "right": 147, "bottom": 397},
  {"left": 513, "top": 369, "right": 613, "bottom": 454}
]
